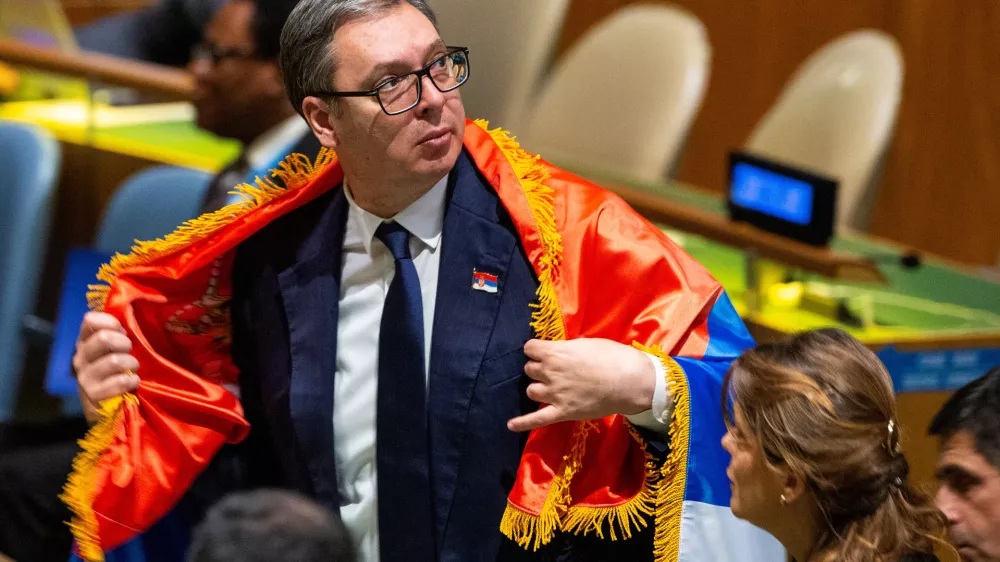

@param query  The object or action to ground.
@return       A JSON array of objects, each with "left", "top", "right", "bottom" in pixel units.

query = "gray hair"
[{"left": 279, "top": 0, "right": 437, "bottom": 116}]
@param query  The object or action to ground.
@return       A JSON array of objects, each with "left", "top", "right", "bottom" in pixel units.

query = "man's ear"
[{"left": 301, "top": 96, "right": 340, "bottom": 149}]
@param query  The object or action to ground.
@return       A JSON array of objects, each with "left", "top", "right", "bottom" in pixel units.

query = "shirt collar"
[
  {"left": 245, "top": 115, "right": 311, "bottom": 172},
  {"left": 344, "top": 173, "right": 449, "bottom": 256}
]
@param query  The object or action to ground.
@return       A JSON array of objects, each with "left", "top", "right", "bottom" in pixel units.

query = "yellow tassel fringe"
[
  {"left": 473, "top": 120, "right": 565, "bottom": 342},
  {"left": 475, "top": 120, "right": 583, "bottom": 549},
  {"left": 633, "top": 344, "right": 690, "bottom": 562},
  {"left": 477, "top": 120, "right": 688, "bottom": 557},
  {"left": 60, "top": 394, "right": 138, "bottom": 562},
  {"left": 64, "top": 148, "right": 337, "bottom": 561},
  {"left": 86, "top": 149, "right": 336, "bottom": 312}
]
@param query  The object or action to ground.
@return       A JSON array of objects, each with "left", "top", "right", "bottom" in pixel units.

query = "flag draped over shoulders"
[{"left": 64, "top": 119, "right": 781, "bottom": 561}]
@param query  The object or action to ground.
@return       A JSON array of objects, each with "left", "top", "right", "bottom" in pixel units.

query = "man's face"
[
  {"left": 324, "top": 3, "right": 466, "bottom": 186},
  {"left": 936, "top": 431, "right": 1000, "bottom": 562},
  {"left": 189, "top": 0, "right": 285, "bottom": 142}
]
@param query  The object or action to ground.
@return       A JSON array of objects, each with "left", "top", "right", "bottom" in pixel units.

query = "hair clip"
[{"left": 886, "top": 420, "right": 902, "bottom": 456}]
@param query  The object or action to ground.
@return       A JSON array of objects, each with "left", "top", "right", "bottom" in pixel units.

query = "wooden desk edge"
[
  {"left": 606, "top": 182, "right": 886, "bottom": 283},
  {"left": 748, "top": 320, "right": 1000, "bottom": 350},
  {"left": 0, "top": 38, "right": 192, "bottom": 99}
]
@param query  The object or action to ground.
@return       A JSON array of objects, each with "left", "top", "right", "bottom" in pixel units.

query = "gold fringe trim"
[
  {"left": 479, "top": 120, "right": 667, "bottom": 550},
  {"left": 559, "top": 420, "right": 656, "bottom": 541},
  {"left": 60, "top": 394, "right": 138, "bottom": 562},
  {"left": 562, "top": 418, "right": 659, "bottom": 541},
  {"left": 499, "top": 420, "right": 598, "bottom": 551},
  {"left": 474, "top": 119, "right": 588, "bottom": 550},
  {"left": 634, "top": 344, "right": 690, "bottom": 562},
  {"left": 86, "top": 149, "right": 336, "bottom": 312},
  {"left": 65, "top": 148, "right": 337, "bottom": 561},
  {"left": 472, "top": 120, "right": 565, "bottom": 341}
]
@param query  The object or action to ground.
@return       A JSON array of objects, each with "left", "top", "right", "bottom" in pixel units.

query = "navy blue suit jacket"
[{"left": 229, "top": 151, "right": 656, "bottom": 561}]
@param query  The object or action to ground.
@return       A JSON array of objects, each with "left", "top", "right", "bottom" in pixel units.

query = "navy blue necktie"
[{"left": 375, "top": 222, "right": 436, "bottom": 561}]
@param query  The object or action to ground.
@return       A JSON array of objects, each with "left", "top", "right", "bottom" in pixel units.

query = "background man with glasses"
[
  {"left": 70, "top": 0, "right": 781, "bottom": 561},
  {"left": 0, "top": 1, "right": 320, "bottom": 561}
]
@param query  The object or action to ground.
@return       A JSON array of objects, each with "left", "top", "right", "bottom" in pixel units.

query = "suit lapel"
[
  {"left": 277, "top": 186, "right": 348, "bottom": 508},
  {"left": 428, "top": 151, "right": 518, "bottom": 544}
]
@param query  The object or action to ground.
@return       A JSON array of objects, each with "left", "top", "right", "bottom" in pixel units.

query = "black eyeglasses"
[
  {"left": 312, "top": 47, "right": 470, "bottom": 115},
  {"left": 191, "top": 43, "right": 259, "bottom": 65}
]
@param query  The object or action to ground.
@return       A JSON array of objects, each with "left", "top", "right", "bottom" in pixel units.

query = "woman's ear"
[
  {"left": 301, "top": 96, "right": 340, "bottom": 149},
  {"left": 780, "top": 468, "right": 809, "bottom": 505}
]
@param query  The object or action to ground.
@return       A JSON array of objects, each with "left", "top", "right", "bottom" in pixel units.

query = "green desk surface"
[
  {"left": 569, "top": 164, "right": 1000, "bottom": 346},
  {"left": 0, "top": 99, "right": 240, "bottom": 171}
]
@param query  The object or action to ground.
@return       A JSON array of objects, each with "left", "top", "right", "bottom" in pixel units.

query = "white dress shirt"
[
  {"left": 335, "top": 174, "right": 448, "bottom": 561},
  {"left": 332, "top": 173, "right": 672, "bottom": 561}
]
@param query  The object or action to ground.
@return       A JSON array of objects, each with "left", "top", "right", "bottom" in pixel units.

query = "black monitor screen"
[
  {"left": 727, "top": 152, "right": 837, "bottom": 246},
  {"left": 730, "top": 161, "right": 814, "bottom": 225}
]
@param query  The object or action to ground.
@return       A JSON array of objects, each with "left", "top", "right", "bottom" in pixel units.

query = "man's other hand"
[
  {"left": 73, "top": 312, "right": 140, "bottom": 424},
  {"left": 507, "top": 338, "right": 655, "bottom": 432}
]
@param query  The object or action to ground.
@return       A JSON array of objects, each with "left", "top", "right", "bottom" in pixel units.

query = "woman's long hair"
[{"left": 723, "top": 328, "right": 948, "bottom": 562}]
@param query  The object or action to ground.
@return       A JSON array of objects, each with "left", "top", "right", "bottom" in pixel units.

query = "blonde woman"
[{"left": 721, "top": 328, "right": 949, "bottom": 562}]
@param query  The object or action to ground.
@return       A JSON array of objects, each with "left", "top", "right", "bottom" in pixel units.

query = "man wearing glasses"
[{"left": 71, "top": 1, "right": 781, "bottom": 561}]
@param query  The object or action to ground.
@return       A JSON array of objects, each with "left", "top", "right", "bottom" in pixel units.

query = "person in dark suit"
[
  {"left": 71, "top": 1, "right": 782, "bottom": 561},
  {"left": 722, "top": 329, "right": 948, "bottom": 562},
  {"left": 0, "top": 1, "right": 317, "bottom": 561},
  {"left": 929, "top": 367, "right": 1000, "bottom": 562}
]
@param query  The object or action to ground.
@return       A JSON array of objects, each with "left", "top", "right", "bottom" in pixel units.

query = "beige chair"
[
  {"left": 429, "top": 0, "right": 569, "bottom": 131},
  {"left": 745, "top": 29, "right": 904, "bottom": 232},
  {"left": 519, "top": 4, "right": 710, "bottom": 182}
]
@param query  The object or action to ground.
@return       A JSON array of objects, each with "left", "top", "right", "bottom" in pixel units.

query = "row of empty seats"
[
  {"left": 437, "top": 2, "right": 903, "bottom": 231},
  {"left": 0, "top": 120, "right": 215, "bottom": 421}
]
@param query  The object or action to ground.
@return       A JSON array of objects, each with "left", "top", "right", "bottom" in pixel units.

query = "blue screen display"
[{"left": 730, "top": 162, "right": 814, "bottom": 225}]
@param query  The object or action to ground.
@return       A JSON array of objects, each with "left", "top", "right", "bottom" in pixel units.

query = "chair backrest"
[
  {"left": 0, "top": 120, "right": 60, "bottom": 421},
  {"left": 745, "top": 29, "right": 903, "bottom": 232},
  {"left": 519, "top": 4, "right": 710, "bottom": 182},
  {"left": 96, "top": 165, "right": 213, "bottom": 254},
  {"left": 429, "top": 0, "right": 569, "bottom": 132}
]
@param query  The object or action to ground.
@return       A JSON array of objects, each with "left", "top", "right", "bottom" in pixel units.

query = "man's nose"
[
  {"left": 935, "top": 486, "right": 961, "bottom": 524},
  {"left": 415, "top": 74, "right": 446, "bottom": 113}
]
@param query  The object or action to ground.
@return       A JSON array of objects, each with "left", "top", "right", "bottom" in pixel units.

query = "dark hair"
[
  {"left": 187, "top": 489, "right": 355, "bottom": 562},
  {"left": 928, "top": 365, "right": 1000, "bottom": 468},
  {"left": 279, "top": 0, "right": 437, "bottom": 115},
  {"left": 250, "top": 0, "right": 302, "bottom": 60},
  {"left": 724, "top": 328, "right": 947, "bottom": 562}
]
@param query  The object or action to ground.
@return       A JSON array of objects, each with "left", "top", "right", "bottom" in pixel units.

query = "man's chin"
[{"left": 414, "top": 142, "right": 462, "bottom": 176}]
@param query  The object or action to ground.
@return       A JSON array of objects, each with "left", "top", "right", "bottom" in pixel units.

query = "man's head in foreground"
[
  {"left": 187, "top": 489, "right": 354, "bottom": 562},
  {"left": 929, "top": 366, "right": 1000, "bottom": 562}
]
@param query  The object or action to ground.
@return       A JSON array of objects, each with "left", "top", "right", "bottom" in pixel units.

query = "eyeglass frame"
[
  {"left": 310, "top": 46, "right": 470, "bottom": 116},
  {"left": 191, "top": 42, "right": 261, "bottom": 66}
]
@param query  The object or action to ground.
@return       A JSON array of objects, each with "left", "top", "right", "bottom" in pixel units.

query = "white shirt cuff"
[{"left": 624, "top": 352, "right": 673, "bottom": 434}]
